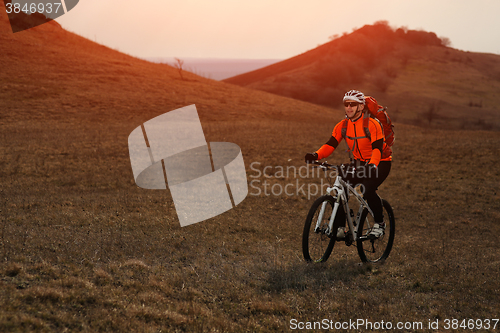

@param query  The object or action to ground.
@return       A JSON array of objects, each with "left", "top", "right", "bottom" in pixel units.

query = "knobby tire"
[
  {"left": 356, "top": 199, "right": 395, "bottom": 263},
  {"left": 302, "top": 195, "right": 338, "bottom": 263}
]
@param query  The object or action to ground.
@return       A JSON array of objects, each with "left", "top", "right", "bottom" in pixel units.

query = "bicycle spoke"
[{"left": 368, "top": 240, "right": 376, "bottom": 253}]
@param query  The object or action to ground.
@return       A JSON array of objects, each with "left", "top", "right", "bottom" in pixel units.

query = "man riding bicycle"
[{"left": 305, "top": 90, "right": 392, "bottom": 238}]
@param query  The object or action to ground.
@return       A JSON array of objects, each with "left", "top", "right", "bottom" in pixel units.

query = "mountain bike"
[{"left": 302, "top": 161, "right": 395, "bottom": 263}]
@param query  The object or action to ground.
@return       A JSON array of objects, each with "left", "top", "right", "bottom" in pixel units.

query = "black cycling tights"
[{"left": 343, "top": 161, "right": 391, "bottom": 223}]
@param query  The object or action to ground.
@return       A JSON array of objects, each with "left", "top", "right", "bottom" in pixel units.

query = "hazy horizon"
[
  {"left": 55, "top": 0, "right": 500, "bottom": 60},
  {"left": 143, "top": 57, "right": 282, "bottom": 80}
]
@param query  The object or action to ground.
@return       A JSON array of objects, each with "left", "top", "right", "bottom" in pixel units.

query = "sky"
[{"left": 54, "top": 0, "right": 500, "bottom": 60}]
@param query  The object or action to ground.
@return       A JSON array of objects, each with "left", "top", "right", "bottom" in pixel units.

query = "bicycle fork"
[
  {"left": 313, "top": 196, "right": 363, "bottom": 241},
  {"left": 313, "top": 185, "right": 343, "bottom": 237}
]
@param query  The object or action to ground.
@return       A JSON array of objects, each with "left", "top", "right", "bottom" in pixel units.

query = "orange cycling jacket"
[{"left": 315, "top": 116, "right": 392, "bottom": 166}]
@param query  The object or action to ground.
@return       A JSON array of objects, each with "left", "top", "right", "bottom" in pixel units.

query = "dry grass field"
[{"left": 1, "top": 7, "right": 500, "bottom": 332}]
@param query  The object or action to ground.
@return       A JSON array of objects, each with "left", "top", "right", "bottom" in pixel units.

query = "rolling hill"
[
  {"left": 0, "top": 6, "right": 330, "bottom": 127},
  {"left": 225, "top": 21, "right": 500, "bottom": 131},
  {"left": 1, "top": 6, "right": 500, "bottom": 332}
]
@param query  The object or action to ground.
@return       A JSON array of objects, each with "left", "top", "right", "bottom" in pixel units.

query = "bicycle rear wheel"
[
  {"left": 356, "top": 199, "right": 395, "bottom": 263},
  {"left": 302, "top": 195, "right": 340, "bottom": 263}
]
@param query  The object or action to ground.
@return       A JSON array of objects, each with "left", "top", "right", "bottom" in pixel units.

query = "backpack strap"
[
  {"left": 341, "top": 117, "right": 372, "bottom": 162},
  {"left": 341, "top": 118, "right": 347, "bottom": 137},
  {"left": 362, "top": 110, "right": 371, "bottom": 140},
  {"left": 340, "top": 118, "right": 353, "bottom": 161}
]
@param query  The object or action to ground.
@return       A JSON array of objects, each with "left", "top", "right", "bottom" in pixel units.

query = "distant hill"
[
  {"left": 143, "top": 57, "right": 282, "bottom": 81},
  {"left": 0, "top": 4, "right": 329, "bottom": 128},
  {"left": 224, "top": 22, "right": 500, "bottom": 131}
]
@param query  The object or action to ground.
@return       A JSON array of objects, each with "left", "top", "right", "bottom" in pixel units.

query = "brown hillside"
[
  {"left": 1, "top": 6, "right": 500, "bottom": 332},
  {"left": 225, "top": 22, "right": 500, "bottom": 131},
  {"left": 0, "top": 6, "right": 330, "bottom": 127}
]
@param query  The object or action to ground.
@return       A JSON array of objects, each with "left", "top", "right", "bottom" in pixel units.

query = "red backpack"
[{"left": 341, "top": 96, "right": 395, "bottom": 159}]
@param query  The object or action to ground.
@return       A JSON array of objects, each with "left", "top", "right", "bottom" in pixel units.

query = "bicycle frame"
[
  {"left": 314, "top": 174, "right": 373, "bottom": 241},
  {"left": 304, "top": 161, "right": 395, "bottom": 264}
]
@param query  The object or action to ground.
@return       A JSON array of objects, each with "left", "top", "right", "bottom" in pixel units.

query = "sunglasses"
[{"left": 344, "top": 102, "right": 359, "bottom": 107}]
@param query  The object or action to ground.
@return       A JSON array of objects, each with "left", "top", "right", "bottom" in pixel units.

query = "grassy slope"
[
  {"left": 225, "top": 23, "right": 500, "bottom": 131},
  {"left": 1, "top": 8, "right": 500, "bottom": 332}
]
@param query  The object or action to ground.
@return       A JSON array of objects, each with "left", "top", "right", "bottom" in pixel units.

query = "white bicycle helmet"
[{"left": 343, "top": 90, "right": 365, "bottom": 104}]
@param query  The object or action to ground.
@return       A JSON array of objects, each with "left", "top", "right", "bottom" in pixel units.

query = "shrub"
[{"left": 405, "top": 30, "right": 442, "bottom": 46}]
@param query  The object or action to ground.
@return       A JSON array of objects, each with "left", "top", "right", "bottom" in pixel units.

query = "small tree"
[
  {"left": 328, "top": 34, "right": 340, "bottom": 41},
  {"left": 440, "top": 36, "right": 452, "bottom": 47},
  {"left": 173, "top": 58, "right": 184, "bottom": 80},
  {"left": 424, "top": 103, "right": 440, "bottom": 126}
]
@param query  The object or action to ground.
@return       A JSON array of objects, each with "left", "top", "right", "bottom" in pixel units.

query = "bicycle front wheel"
[
  {"left": 302, "top": 195, "right": 339, "bottom": 263},
  {"left": 356, "top": 199, "right": 395, "bottom": 263}
]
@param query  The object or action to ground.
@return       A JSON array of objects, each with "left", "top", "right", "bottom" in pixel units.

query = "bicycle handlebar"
[
  {"left": 306, "top": 160, "right": 361, "bottom": 178},
  {"left": 306, "top": 160, "right": 338, "bottom": 170},
  {"left": 307, "top": 160, "right": 371, "bottom": 170}
]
